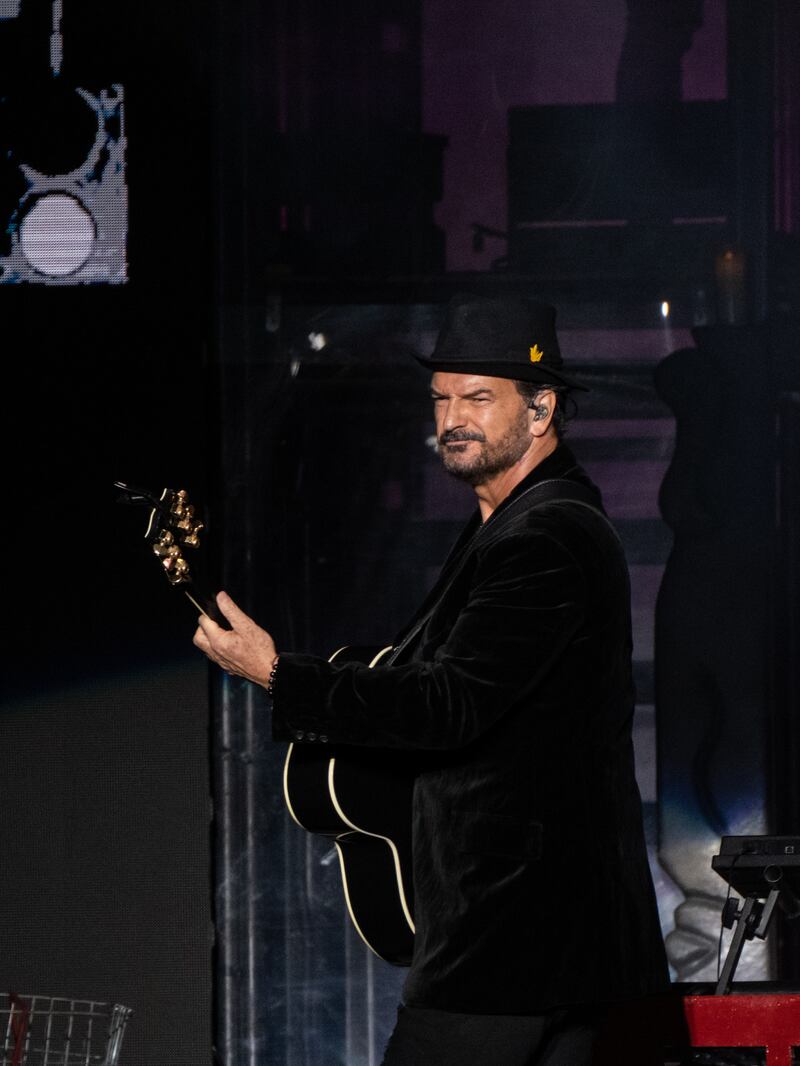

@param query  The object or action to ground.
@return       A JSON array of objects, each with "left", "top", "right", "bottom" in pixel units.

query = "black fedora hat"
[{"left": 416, "top": 294, "right": 588, "bottom": 391}]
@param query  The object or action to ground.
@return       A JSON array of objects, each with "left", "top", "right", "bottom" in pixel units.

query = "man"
[{"left": 194, "top": 295, "right": 669, "bottom": 1065}]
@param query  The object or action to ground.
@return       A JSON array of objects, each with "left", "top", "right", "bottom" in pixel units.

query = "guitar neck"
[{"left": 182, "top": 582, "right": 230, "bottom": 629}]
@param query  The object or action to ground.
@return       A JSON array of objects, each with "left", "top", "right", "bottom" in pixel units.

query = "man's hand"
[{"left": 193, "top": 590, "right": 278, "bottom": 688}]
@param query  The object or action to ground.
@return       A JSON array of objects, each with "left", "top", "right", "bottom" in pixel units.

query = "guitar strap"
[{"left": 386, "top": 477, "right": 616, "bottom": 666}]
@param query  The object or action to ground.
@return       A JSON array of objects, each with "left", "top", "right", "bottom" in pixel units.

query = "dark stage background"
[
  {"left": 1, "top": 1, "right": 214, "bottom": 1064},
  {"left": 2, "top": 2, "right": 800, "bottom": 1065}
]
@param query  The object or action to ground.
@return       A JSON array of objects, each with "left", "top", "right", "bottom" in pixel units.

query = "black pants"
[{"left": 380, "top": 1004, "right": 604, "bottom": 1066}]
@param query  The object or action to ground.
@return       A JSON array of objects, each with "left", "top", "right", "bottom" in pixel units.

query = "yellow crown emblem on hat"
[{"left": 530, "top": 344, "right": 544, "bottom": 363}]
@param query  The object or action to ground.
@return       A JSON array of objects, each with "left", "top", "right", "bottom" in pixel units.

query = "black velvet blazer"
[{"left": 272, "top": 444, "right": 669, "bottom": 1014}]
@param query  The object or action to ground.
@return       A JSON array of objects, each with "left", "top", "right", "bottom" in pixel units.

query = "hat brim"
[{"left": 415, "top": 356, "right": 589, "bottom": 392}]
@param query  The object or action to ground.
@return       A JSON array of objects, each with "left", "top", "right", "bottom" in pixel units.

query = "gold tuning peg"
[
  {"left": 177, "top": 518, "right": 204, "bottom": 547},
  {"left": 152, "top": 530, "right": 178, "bottom": 558},
  {"left": 161, "top": 549, "right": 191, "bottom": 585},
  {"left": 171, "top": 489, "right": 190, "bottom": 519}
]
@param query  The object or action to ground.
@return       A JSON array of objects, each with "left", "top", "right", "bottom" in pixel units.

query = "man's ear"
[{"left": 527, "top": 389, "right": 555, "bottom": 436}]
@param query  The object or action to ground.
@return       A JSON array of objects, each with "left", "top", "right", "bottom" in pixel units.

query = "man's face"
[{"left": 431, "top": 372, "right": 536, "bottom": 486}]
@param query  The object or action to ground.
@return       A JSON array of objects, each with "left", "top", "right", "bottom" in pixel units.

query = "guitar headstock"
[
  {"left": 145, "top": 488, "right": 204, "bottom": 586},
  {"left": 115, "top": 481, "right": 229, "bottom": 627},
  {"left": 114, "top": 482, "right": 204, "bottom": 587}
]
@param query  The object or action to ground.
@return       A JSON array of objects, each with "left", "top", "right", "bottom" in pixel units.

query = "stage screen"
[{"left": 0, "top": 0, "right": 127, "bottom": 284}]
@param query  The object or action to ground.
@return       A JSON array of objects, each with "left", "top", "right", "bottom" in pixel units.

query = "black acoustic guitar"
[{"left": 117, "top": 483, "right": 415, "bottom": 964}]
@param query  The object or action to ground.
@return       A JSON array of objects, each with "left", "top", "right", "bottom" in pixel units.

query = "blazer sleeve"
[{"left": 271, "top": 529, "right": 586, "bottom": 750}]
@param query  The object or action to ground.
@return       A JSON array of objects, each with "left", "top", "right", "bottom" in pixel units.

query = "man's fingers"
[
  {"left": 216, "top": 590, "right": 251, "bottom": 628},
  {"left": 193, "top": 624, "right": 211, "bottom": 650},
  {"left": 194, "top": 624, "right": 231, "bottom": 671},
  {"left": 197, "top": 612, "right": 224, "bottom": 640},
  {"left": 194, "top": 619, "right": 230, "bottom": 654},
  {"left": 195, "top": 613, "right": 241, "bottom": 663}
]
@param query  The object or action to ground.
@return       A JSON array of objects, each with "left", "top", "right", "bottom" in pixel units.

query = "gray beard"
[{"left": 439, "top": 410, "right": 531, "bottom": 487}]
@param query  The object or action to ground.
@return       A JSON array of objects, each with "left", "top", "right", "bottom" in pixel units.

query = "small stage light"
[{"left": 661, "top": 300, "right": 670, "bottom": 319}]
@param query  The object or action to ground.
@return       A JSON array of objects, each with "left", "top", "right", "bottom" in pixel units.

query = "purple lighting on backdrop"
[{"left": 423, "top": 0, "right": 727, "bottom": 271}]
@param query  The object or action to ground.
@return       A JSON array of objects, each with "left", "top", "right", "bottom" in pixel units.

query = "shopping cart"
[{"left": 1, "top": 994, "right": 131, "bottom": 1066}]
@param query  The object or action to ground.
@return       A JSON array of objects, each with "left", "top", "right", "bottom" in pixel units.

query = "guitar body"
[{"left": 283, "top": 646, "right": 416, "bottom": 965}]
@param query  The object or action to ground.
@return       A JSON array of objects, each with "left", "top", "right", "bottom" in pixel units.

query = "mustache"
[{"left": 439, "top": 430, "right": 486, "bottom": 446}]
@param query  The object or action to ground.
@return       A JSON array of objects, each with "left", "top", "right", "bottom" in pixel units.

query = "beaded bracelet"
[{"left": 266, "top": 654, "right": 280, "bottom": 698}]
